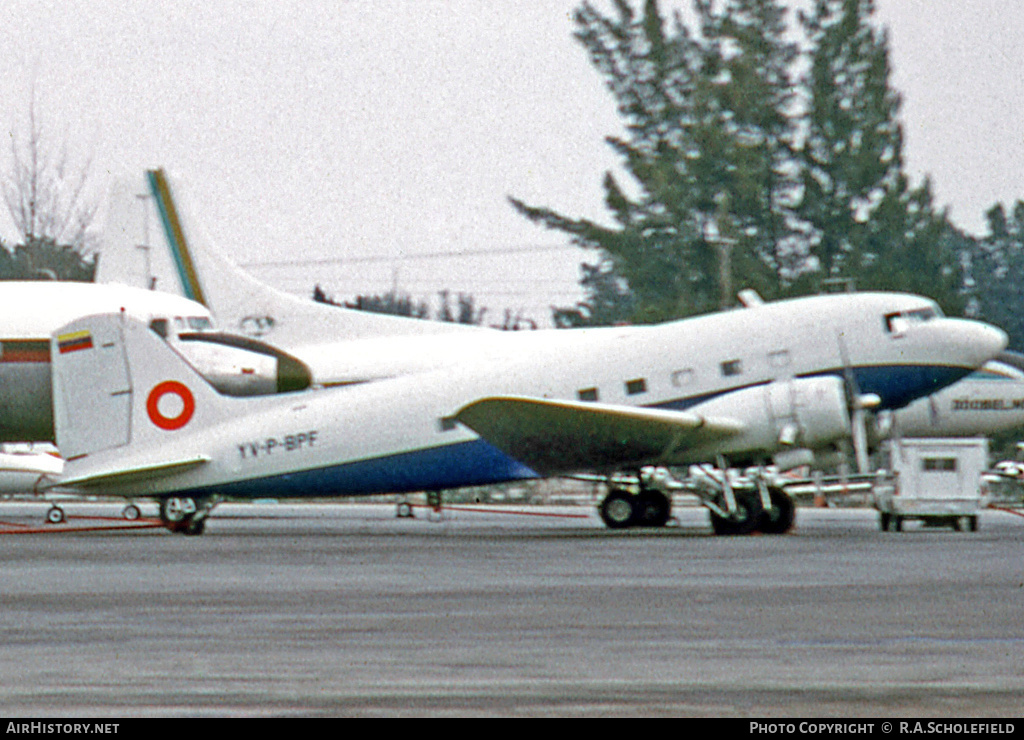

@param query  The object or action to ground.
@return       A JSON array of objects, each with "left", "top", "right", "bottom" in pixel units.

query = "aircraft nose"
[{"left": 957, "top": 319, "right": 1008, "bottom": 367}]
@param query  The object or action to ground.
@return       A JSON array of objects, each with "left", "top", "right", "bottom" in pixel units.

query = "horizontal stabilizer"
[
  {"left": 455, "top": 396, "right": 744, "bottom": 476},
  {"left": 52, "top": 455, "right": 211, "bottom": 490}
]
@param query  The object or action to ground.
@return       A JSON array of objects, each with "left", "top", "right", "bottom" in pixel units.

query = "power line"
[{"left": 239, "top": 243, "right": 582, "bottom": 269}]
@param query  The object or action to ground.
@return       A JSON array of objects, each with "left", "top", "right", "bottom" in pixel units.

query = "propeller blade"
[
  {"left": 837, "top": 332, "right": 873, "bottom": 475},
  {"left": 852, "top": 405, "right": 870, "bottom": 474}
]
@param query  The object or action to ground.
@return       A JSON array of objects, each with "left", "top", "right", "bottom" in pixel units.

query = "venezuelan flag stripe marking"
[{"left": 57, "top": 330, "right": 93, "bottom": 355}]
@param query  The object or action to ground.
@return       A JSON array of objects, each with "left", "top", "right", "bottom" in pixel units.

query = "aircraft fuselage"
[{"left": 53, "top": 292, "right": 1006, "bottom": 501}]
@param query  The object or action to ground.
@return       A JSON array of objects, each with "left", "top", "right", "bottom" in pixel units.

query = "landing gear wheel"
[
  {"left": 880, "top": 512, "right": 891, "bottom": 531},
  {"left": 46, "top": 506, "right": 65, "bottom": 524},
  {"left": 160, "top": 496, "right": 197, "bottom": 524},
  {"left": 599, "top": 489, "right": 637, "bottom": 529},
  {"left": 122, "top": 504, "right": 141, "bottom": 521},
  {"left": 160, "top": 496, "right": 209, "bottom": 535},
  {"left": 757, "top": 486, "right": 795, "bottom": 535},
  {"left": 635, "top": 490, "right": 672, "bottom": 528},
  {"left": 709, "top": 488, "right": 763, "bottom": 536},
  {"left": 180, "top": 518, "right": 206, "bottom": 536}
]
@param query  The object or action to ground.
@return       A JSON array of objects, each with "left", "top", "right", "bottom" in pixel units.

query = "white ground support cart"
[{"left": 872, "top": 437, "right": 989, "bottom": 532}]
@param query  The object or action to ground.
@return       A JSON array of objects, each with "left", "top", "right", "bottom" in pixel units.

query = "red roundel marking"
[{"left": 147, "top": 381, "right": 195, "bottom": 430}]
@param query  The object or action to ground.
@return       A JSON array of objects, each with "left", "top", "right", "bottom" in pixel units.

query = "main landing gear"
[
  {"left": 599, "top": 487, "right": 672, "bottom": 529},
  {"left": 159, "top": 496, "right": 217, "bottom": 535},
  {"left": 596, "top": 465, "right": 796, "bottom": 536}
]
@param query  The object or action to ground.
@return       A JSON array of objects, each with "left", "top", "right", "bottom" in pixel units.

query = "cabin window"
[
  {"left": 768, "top": 350, "right": 790, "bottom": 368},
  {"left": 625, "top": 378, "right": 647, "bottom": 396},
  {"left": 922, "top": 457, "right": 957, "bottom": 472},
  {"left": 438, "top": 417, "right": 458, "bottom": 433},
  {"left": 671, "top": 368, "right": 694, "bottom": 387},
  {"left": 578, "top": 387, "right": 599, "bottom": 402},
  {"left": 720, "top": 359, "right": 742, "bottom": 377}
]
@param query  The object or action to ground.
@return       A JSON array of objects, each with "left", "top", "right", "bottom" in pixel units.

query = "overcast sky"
[{"left": 2, "top": 1, "right": 1022, "bottom": 325}]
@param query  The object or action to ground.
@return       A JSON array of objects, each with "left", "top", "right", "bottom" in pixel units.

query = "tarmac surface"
[{"left": 1, "top": 500, "right": 1023, "bottom": 717}]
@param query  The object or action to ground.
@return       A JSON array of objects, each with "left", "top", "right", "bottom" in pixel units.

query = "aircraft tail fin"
[
  {"left": 51, "top": 313, "right": 233, "bottom": 470},
  {"left": 97, "top": 169, "right": 481, "bottom": 348}
]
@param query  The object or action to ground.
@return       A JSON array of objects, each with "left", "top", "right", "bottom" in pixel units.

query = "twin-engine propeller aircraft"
[
  {"left": 103, "top": 169, "right": 1024, "bottom": 449},
  {"left": 46, "top": 291, "right": 1005, "bottom": 535}
]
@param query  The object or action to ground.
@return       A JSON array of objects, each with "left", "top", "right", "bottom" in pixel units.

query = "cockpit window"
[
  {"left": 149, "top": 318, "right": 169, "bottom": 339},
  {"left": 187, "top": 316, "right": 214, "bottom": 331},
  {"left": 884, "top": 306, "right": 939, "bottom": 335}
]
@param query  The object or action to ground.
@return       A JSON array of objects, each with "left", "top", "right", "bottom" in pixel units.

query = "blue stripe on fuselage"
[
  {"left": 657, "top": 364, "right": 973, "bottom": 413},
  {"left": 178, "top": 439, "right": 539, "bottom": 500},
  {"left": 847, "top": 364, "right": 973, "bottom": 409}
]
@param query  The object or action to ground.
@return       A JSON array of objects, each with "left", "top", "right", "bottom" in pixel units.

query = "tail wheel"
[
  {"left": 179, "top": 518, "right": 206, "bottom": 536},
  {"left": 122, "top": 504, "right": 141, "bottom": 521},
  {"left": 709, "top": 488, "right": 763, "bottom": 536},
  {"left": 160, "top": 496, "right": 209, "bottom": 535},
  {"left": 757, "top": 486, "right": 795, "bottom": 535},
  {"left": 46, "top": 506, "right": 66, "bottom": 524},
  {"left": 599, "top": 489, "right": 637, "bottom": 529},
  {"left": 160, "top": 496, "right": 196, "bottom": 524}
]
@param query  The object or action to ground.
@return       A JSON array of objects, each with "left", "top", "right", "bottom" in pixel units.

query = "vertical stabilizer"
[{"left": 52, "top": 313, "right": 231, "bottom": 464}]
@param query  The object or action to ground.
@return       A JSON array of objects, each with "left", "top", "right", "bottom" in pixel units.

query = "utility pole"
[{"left": 715, "top": 193, "right": 737, "bottom": 310}]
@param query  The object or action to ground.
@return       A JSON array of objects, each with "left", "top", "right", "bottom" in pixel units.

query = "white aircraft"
[
  {"left": 0, "top": 446, "right": 63, "bottom": 494},
  {"left": 45, "top": 291, "right": 1006, "bottom": 535},
  {"left": 888, "top": 351, "right": 1024, "bottom": 438}
]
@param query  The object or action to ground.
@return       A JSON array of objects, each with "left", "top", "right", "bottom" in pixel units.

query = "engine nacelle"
[
  {"left": 686, "top": 376, "right": 852, "bottom": 462},
  {"left": 173, "top": 332, "right": 313, "bottom": 396}
]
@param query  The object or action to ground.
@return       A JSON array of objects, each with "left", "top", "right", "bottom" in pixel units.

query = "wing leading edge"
[{"left": 454, "top": 396, "right": 744, "bottom": 476}]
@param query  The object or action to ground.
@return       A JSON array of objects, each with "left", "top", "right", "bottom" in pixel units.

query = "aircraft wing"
[{"left": 454, "top": 396, "right": 745, "bottom": 476}]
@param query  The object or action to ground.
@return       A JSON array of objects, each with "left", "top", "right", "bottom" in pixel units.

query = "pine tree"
[
  {"left": 967, "top": 201, "right": 1024, "bottom": 349},
  {"left": 798, "top": 0, "right": 904, "bottom": 281},
  {"left": 511, "top": 0, "right": 801, "bottom": 324},
  {"left": 692, "top": 0, "right": 801, "bottom": 300},
  {"left": 511, "top": 0, "right": 720, "bottom": 323}
]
